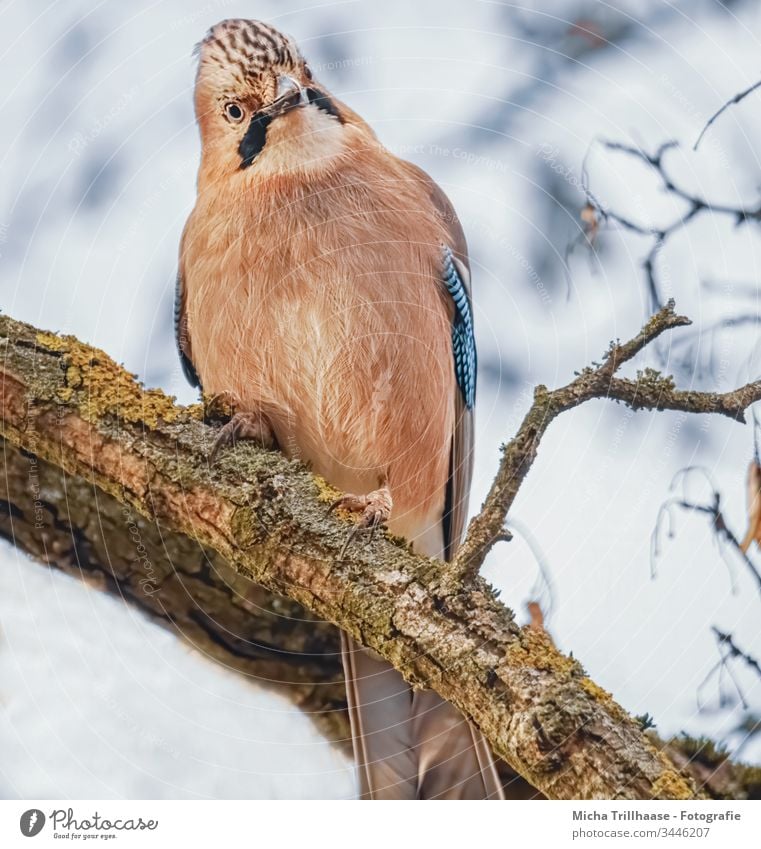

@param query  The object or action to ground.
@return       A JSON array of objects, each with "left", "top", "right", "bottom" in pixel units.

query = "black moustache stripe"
[
  {"left": 238, "top": 112, "right": 272, "bottom": 169},
  {"left": 306, "top": 87, "right": 344, "bottom": 123},
  {"left": 238, "top": 88, "right": 344, "bottom": 169}
]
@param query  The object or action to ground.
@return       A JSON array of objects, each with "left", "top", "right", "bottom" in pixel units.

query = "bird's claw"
[
  {"left": 327, "top": 486, "right": 392, "bottom": 557},
  {"left": 203, "top": 390, "right": 240, "bottom": 421},
  {"left": 209, "top": 412, "right": 276, "bottom": 465}
]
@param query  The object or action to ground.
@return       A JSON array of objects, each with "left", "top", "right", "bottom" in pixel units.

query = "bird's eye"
[
  {"left": 303, "top": 64, "right": 313, "bottom": 80},
  {"left": 224, "top": 102, "right": 244, "bottom": 122}
]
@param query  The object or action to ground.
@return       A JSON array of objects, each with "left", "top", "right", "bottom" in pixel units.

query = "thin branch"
[
  {"left": 698, "top": 654, "right": 747, "bottom": 712},
  {"left": 670, "top": 315, "right": 761, "bottom": 350},
  {"left": 650, "top": 492, "right": 761, "bottom": 599},
  {"left": 699, "top": 628, "right": 758, "bottom": 713},
  {"left": 600, "top": 140, "right": 761, "bottom": 223},
  {"left": 579, "top": 140, "right": 761, "bottom": 310},
  {"left": 453, "top": 301, "right": 761, "bottom": 583},
  {"left": 664, "top": 314, "right": 761, "bottom": 386},
  {"left": 505, "top": 517, "right": 554, "bottom": 620},
  {"left": 694, "top": 78, "right": 761, "bottom": 151},
  {"left": 606, "top": 373, "right": 761, "bottom": 419},
  {"left": 713, "top": 628, "right": 761, "bottom": 682}
]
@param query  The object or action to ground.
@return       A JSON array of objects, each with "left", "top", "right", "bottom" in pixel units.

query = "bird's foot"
[
  {"left": 203, "top": 390, "right": 240, "bottom": 421},
  {"left": 210, "top": 412, "right": 276, "bottom": 465},
  {"left": 327, "top": 485, "right": 392, "bottom": 557}
]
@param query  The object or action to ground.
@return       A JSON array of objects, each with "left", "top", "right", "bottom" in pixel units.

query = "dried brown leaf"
[{"left": 739, "top": 460, "right": 761, "bottom": 552}]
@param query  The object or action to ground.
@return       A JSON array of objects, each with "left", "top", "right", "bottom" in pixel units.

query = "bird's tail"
[{"left": 340, "top": 631, "right": 504, "bottom": 799}]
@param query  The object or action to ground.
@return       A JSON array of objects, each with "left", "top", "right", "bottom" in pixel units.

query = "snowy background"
[{"left": 1, "top": 0, "right": 760, "bottom": 798}]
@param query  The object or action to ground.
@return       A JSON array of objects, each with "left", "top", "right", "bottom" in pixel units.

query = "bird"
[{"left": 176, "top": 18, "right": 503, "bottom": 800}]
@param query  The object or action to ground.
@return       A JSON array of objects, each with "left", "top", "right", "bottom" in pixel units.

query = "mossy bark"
[{"left": 0, "top": 313, "right": 706, "bottom": 799}]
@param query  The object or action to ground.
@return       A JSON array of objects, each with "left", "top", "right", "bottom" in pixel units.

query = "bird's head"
[{"left": 194, "top": 19, "right": 352, "bottom": 177}]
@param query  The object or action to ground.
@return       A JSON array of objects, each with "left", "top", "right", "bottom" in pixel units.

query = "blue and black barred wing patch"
[
  {"left": 442, "top": 246, "right": 477, "bottom": 409},
  {"left": 175, "top": 272, "right": 201, "bottom": 390}
]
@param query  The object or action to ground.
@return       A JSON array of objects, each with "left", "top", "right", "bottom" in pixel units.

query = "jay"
[{"left": 176, "top": 18, "right": 503, "bottom": 800}]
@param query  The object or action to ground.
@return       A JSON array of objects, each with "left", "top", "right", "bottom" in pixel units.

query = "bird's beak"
[
  {"left": 277, "top": 74, "right": 308, "bottom": 103},
  {"left": 267, "top": 74, "right": 308, "bottom": 117}
]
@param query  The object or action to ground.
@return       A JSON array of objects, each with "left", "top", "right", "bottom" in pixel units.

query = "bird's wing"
[
  {"left": 400, "top": 162, "right": 476, "bottom": 562},
  {"left": 174, "top": 271, "right": 201, "bottom": 389},
  {"left": 441, "top": 246, "right": 477, "bottom": 562},
  {"left": 339, "top": 164, "right": 499, "bottom": 799}
]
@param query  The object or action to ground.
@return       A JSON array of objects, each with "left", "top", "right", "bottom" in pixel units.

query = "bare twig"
[
  {"left": 505, "top": 517, "right": 555, "bottom": 619},
  {"left": 650, "top": 466, "right": 761, "bottom": 736},
  {"left": 600, "top": 141, "right": 761, "bottom": 224},
  {"left": 650, "top": 470, "right": 761, "bottom": 598},
  {"left": 581, "top": 141, "right": 761, "bottom": 308},
  {"left": 699, "top": 628, "right": 761, "bottom": 712},
  {"left": 663, "top": 313, "right": 761, "bottom": 385},
  {"left": 713, "top": 628, "right": 761, "bottom": 681},
  {"left": 453, "top": 301, "right": 761, "bottom": 584},
  {"left": 694, "top": 78, "right": 761, "bottom": 151},
  {"left": 669, "top": 315, "right": 761, "bottom": 350}
]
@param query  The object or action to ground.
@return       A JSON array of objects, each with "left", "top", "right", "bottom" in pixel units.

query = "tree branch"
[
  {"left": 578, "top": 141, "right": 761, "bottom": 308},
  {"left": 694, "top": 78, "right": 761, "bottom": 151},
  {"left": 652, "top": 490, "right": 761, "bottom": 599},
  {"left": 0, "top": 312, "right": 705, "bottom": 800},
  {"left": 452, "top": 300, "right": 761, "bottom": 582},
  {"left": 712, "top": 628, "right": 761, "bottom": 682}
]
